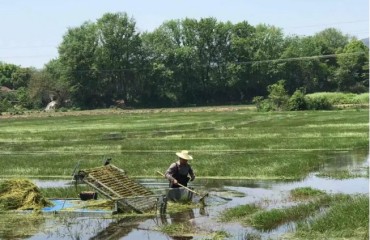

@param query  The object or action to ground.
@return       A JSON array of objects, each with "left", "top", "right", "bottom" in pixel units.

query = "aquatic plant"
[
  {"left": 219, "top": 204, "right": 260, "bottom": 222},
  {"left": 316, "top": 169, "right": 368, "bottom": 179},
  {"left": 250, "top": 202, "right": 320, "bottom": 230},
  {"left": 158, "top": 222, "right": 195, "bottom": 237},
  {"left": 211, "top": 230, "right": 231, "bottom": 239},
  {"left": 219, "top": 193, "right": 360, "bottom": 232},
  {"left": 290, "top": 187, "right": 326, "bottom": 200},
  {"left": 291, "top": 194, "right": 369, "bottom": 239}
]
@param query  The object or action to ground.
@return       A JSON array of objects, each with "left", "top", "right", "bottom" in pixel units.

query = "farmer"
[{"left": 165, "top": 150, "right": 195, "bottom": 188}]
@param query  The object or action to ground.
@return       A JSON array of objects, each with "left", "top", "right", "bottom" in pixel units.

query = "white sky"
[{"left": 0, "top": 0, "right": 368, "bottom": 69}]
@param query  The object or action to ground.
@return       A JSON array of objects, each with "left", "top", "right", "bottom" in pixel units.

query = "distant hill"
[{"left": 361, "top": 38, "right": 369, "bottom": 47}]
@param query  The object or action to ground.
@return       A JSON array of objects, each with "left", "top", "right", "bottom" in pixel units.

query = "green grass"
[
  {"left": 0, "top": 107, "right": 368, "bottom": 179},
  {"left": 290, "top": 187, "right": 326, "bottom": 200},
  {"left": 219, "top": 204, "right": 261, "bottom": 222}
]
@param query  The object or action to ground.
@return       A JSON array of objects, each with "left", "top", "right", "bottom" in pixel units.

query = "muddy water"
[{"left": 3, "top": 151, "right": 369, "bottom": 240}]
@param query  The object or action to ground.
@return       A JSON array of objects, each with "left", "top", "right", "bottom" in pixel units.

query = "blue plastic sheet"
[{"left": 42, "top": 199, "right": 113, "bottom": 213}]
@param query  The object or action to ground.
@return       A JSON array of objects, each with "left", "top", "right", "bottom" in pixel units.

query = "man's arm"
[
  {"left": 165, "top": 163, "right": 177, "bottom": 181},
  {"left": 189, "top": 166, "right": 195, "bottom": 181}
]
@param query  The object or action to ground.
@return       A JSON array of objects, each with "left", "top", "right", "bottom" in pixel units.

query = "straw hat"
[{"left": 176, "top": 150, "right": 193, "bottom": 160}]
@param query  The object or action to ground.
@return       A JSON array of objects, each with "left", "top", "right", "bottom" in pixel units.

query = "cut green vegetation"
[
  {"left": 158, "top": 222, "right": 195, "bottom": 237},
  {"left": 166, "top": 201, "right": 198, "bottom": 214},
  {"left": 0, "top": 179, "right": 52, "bottom": 211}
]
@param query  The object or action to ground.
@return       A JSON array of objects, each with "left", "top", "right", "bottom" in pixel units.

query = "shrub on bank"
[
  {"left": 306, "top": 92, "right": 369, "bottom": 105},
  {"left": 255, "top": 90, "right": 369, "bottom": 111}
]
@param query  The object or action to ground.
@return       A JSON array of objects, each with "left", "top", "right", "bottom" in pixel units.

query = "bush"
[
  {"left": 289, "top": 89, "right": 308, "bottom": 111},
  {"left": 306, "top": 96, "right": 333, "bottom": 110},
  {"left": 253, "top": 96, "right": 273, "bottom": 112},
  {"left": 0, "top": 98, "right": 12, "bottom": 113},
  {"left": 267, "top": 80, "right": 289, "bottom": 111}
]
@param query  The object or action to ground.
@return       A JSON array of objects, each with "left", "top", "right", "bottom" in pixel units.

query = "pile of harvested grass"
[{"left": 0, "top": 179, "right": 52, "bottom": 211}]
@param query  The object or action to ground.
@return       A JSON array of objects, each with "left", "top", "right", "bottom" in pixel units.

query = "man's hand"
[{"left": 172, "top": 179, "right": 178, "bottom": 185}]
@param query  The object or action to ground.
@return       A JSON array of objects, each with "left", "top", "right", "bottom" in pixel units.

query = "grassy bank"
[{"left": 0, "top": 107, "right": 368, "bottom": 179}]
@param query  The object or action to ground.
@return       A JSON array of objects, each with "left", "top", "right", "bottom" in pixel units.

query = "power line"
[
  {"left": 0, "top": 45, "right": 58, "bottom": 50},
  {"left": 236, "top": 52, "right": 367, "bottom": 65},
  {"left": 0, "top": 52, "right": 367, "bottom": 72},
  {"left": 0, "top": 55, "right": 55, "bottom": 59},
  {"left": 285, "top": 19, "right": 369, "bottom": 30},
  {"left": 0, "top": 19, "right": 367, "bottom": 51}
]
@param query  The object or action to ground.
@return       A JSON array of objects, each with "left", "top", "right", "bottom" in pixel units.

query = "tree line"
[{"left": 0, "top": 12, "right": 368, "bottom": 112}]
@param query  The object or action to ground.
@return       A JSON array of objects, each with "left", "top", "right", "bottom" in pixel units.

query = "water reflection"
[
  {"left": 158, "top": 209, "right": 196, "bottom": 240},
  {"left": 28, "top": 213, "right": 112, "bottom": 240},
  {"left": 321, "top": 150, "right": 368, "bottom": 171},
  {"left": 90, "top": 216, "right": 142, "bottom": 240},
  {"left": 0, "top": 213, "right": 45, "bottom": 239}
]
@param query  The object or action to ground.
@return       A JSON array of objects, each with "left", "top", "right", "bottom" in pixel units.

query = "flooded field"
[{"left": 1, "top": 151, "right": 368, "bottom": 240}]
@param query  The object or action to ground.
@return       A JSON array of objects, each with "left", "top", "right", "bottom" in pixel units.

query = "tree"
[
  {"left": 249, "top": 24, "right": 286, "bottom": 98},
  {"left": 43, "top": 59, "right": 72, "bottom": 107},
  {"left": 228, "top": 21, "right": 256, "bottom": 102},
  {"left": 11, "top": 67, "right": 33, "bottom": 89},
  {"left": 28, "top": 70, "right": 54, "bottom": 108},
  {"left": 58, "top": 21, "right": 100, "bottom": 108},
  {"left": 253, "top": 80, "right": 289, "bottom": 111},
  {"left": 0, "top": 63, "right": 19, "bottom": 89},
  {"left": 279, "top": 36, "right": 329, "bottom": 93},
  {"left": 311, "top": 28, "right": 350, "bottom": 90},
  {"left": 335, "top": 40, "right": 369, "bottom": 92},
  {"left": 137, "top": 20, "right": 182, "bottom": 106},
  {"left": 96, "top": 12, "right": 143, "bottom": 105},
  {"left": 314, "top": 28, "right": 349, "bottom": 56},
  {"left": 267, "top": 80, "right": 289, "bottom": 111}
]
